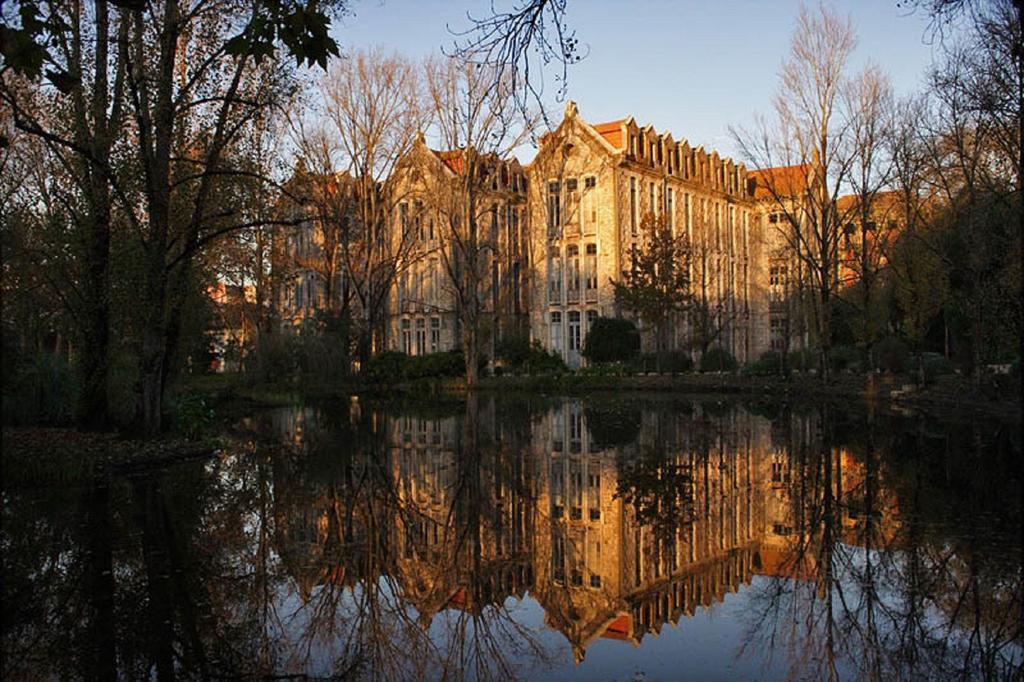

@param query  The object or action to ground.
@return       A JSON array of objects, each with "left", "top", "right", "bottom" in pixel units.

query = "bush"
[
  {"left": 361, "top": 349, "right": 474, "bottom": 383},
  {"left": 917, "top": 352, "right": 954, "bottom": 381},
  {"left": 164, "top": 391, "right": 215, "bottom": 440},
  {"left": 787, "top": 349, "right": 818, "bottom": 373},
  {"left": 1, "top": 353, "right": 78, "bottom": 425},
  {"left": 637, "top": 350, "right": 692, "bottom": 374},
  {"left": 873, "top": 337, "right": 910, "bottom": 373},
  {"left": 745, "top": 350, "right": 782, "bottom": 376},
  {"left": 406, "top": 350, "right": 466, "bottom": 379},
  {"left": 583, "top": 317, "right": 640, "bottom": 364},
  {"left": 579, "top": 361, "right": 633, "bottom": 377},
  {"left": 700, "top": 347, "right": 737, "bottom": 373},
  {"left": 523, "top": 342, "right": 568, "bottom": 374},
  {"left": 495, "top": 333, "right": 532, "bottom": 370},
  {"left": 252, "top": 332, "right": 299, "bottom": 383},
  {"left": 829, "top": 344, "right": 861, "bottom": 373},
  {"left": 361, "top": 350, "right": 410, "bottom": 384}
]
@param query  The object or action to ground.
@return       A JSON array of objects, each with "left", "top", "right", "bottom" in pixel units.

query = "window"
[
  {"left": 566, "top": 178, "right": 579, "bottom": 233},
  {"left": 630, "top": 177, "right": 637, "bottom": 235},
  {"left": 548, "top": 247, "right": 562, "bottom": 304},
  {"left": 683, "top": 193, "right": 690, "bottom": 236},
  {"left": 550, "top": 312, "right": 563, "bottom": 352},
  {"left": 582, "top": 177, "right": 597, "bottom": 235},
  {"left": 586, "top": 309, "right": 598, "bottom": 334},
  {"left": 568, "top": 311, "right": 581, "bottom": 351},
  {"left": 416, "top": 318, "right": 426, "bottom": 356},
  {"left": 649, "top": 182, "right": 656, "bottom": 218},
  {"left": 547, "top": 181, "right": 561, "bottom": 235},
  {"left": 429, "top": 258, "right": 439, "bottom": 302},
  {"left": 769, "top": 212, "right": 779, "bottom": 224},
  {"left": 399, "top": 202, "right": 409, "bottom": 235},
  {"left": 666, "top": 187, "right": 674, "bottom": 231},
  {"left": 414, "top": 200, "right": 423, "bottom": 240},
  {"left": 401, "top": 318, "right": 411, "bottom": 353},
  {"left": 567, "top": 244, "right": 580, "bottom": 302},
  {"left": 584, "top": 244, "right": 598, "bottom": 299},
  {"left": 769, "top": 263, "right": 788, "bottom": 301},
  {"left": 430, "top": 317, "right": 441, "bottom": 352},
  {"left": 770, "top": 317, "right": 787, "bottom": 351}
]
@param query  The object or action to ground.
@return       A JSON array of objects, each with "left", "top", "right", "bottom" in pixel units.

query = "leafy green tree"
[
  {"left": 1, "top": 0, "right": 347, "bottom": 435},
  {"left": 582, "top": 317, "right": 640, "bottom": 364},
  {"left": 612, "top": 212, "right": 692, "bottom": 369}
]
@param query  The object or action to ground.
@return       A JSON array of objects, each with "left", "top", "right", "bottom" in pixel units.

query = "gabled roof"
[
  {"left": 835, "top": 190, "right": 901, "bottom": 213},
  {"left": 434, "top": 149, "right": 464, "bottom": 175},
  {"left": 591, "top": 119, "right": 626, "bottom": 149},
  {"left": 749, "top": 164, "right": 811, "bottom": 201}
]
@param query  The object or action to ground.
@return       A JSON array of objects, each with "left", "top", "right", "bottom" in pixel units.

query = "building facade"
[
  {"left": 526, "top": 102, "right": 770, "bottom": 368},
  {"left": 385, "top": 134, "right": 530, "bottom": 358}
]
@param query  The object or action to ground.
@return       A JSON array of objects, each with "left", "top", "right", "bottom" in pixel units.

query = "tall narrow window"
[
  {"left": 549, "top": 246, "right": 562, "bottom": 304},
  {"left": 550, "top": 312, "right": 563, "bottom": 352},
  {"left": 630, "top": 177, "right": 637, "bottom": 236},
  {"left": 401, "top": 319, "right": 411, "bottom": 353},
  {"left": 568, "top": 311, "right": 581, "bottom": 352},
  {"left": 430, "top": 317, "right": 441, "bottom": 352},
  {"left": 584, "top": 244, "right": 598, "bottom": 301},
  {"left": 586, "top": 309, "right": 598, "bottom": 334},
  {"left": 399, "top": 202, "right": 409, "bottom": 235},
  {"left": 414, "top": 200, "right": 423, "bottom": 240},
  {"left": 566, "top": 178, "right": 579, "bottom": 234},
  {"left": 684, "top": 193, "right": 691, "bottom": 237},
  {"left": 649, "top": 182, "right": 656, "bottom": 219},
  {"left": 490, "top": 203, "right": 499, "bottom": 244},
  {"left": 429, "top": 258, "right": 439, "bottom": 302},
  {"left": 416, "top": 318, "right": 426, "bottom": 356},
  {"left": 583, "top": 177, "right": 597, "bottom": 235},
  {"left": 567, "top": 244, "right": 580, "bottom": 303},
  {"left": 666, "top": 187, "right": 674, "bottom": 232},
  {"left": 547, "top": 181, "right": 561, "bottom": 235}
]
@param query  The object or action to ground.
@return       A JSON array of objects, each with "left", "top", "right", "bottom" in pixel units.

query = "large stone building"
[
  {"left": 271, "top": 101, "right": 882, "bottom": 369},
  {"left": 273, "top": 169, "right": 364, "bottom": 329},
  {"left": 526, "top": 102, "right": 769, "bottom": 368},
  {"left": 385, "top": 134, "right": 530, "bottom": 358}
]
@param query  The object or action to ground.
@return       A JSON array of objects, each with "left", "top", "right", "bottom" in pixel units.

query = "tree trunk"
[{"left": 464, "top": 323, "right": 478, "bottom": 386}]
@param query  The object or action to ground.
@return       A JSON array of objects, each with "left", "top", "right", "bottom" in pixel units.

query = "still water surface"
[{"left": 3, "top": 395, "right": 1022, "bottom": 680}]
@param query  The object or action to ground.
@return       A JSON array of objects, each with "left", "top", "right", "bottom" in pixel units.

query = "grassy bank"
[{"left": 181, "top": 368, "right": 1021, "bottom": 422}]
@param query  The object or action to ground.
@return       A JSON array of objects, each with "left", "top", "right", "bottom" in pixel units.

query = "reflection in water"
[{"left": 2, "top": 396, "right": 1021, "bottom": 679}]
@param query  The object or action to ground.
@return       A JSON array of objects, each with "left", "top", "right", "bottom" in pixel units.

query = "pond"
[{"left": 2, "top": 395, "right": 1021, "bottom": 680}]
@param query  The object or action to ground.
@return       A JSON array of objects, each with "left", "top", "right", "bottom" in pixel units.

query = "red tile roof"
[
  {"left": 435, "top": 149, "right": 464, "bottom": 175},
  {"left": 749, "top": 164, "right": 811, "bottom": 200},
  {"left": 592, "top": 119, "right": 626, "bottom": 149}
]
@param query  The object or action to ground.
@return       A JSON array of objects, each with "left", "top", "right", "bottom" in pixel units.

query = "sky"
[{"left": 328, "top": 0, "right": 945, "bottom": 163}]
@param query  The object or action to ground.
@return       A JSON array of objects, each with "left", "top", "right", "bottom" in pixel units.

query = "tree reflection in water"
[{"left": 2, "top": 395, "right": 1020, "bottom": 679}]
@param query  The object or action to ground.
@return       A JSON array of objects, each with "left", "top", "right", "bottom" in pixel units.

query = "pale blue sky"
[{"left": 330, "top": 0, "right": 944, "bottom": 162}]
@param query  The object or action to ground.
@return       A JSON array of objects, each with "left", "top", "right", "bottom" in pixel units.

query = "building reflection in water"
[
  {"left": 3, "top": 396, "right": 1019, "bottom": 680},
  {"left": 262, "top": 395, "right": 997, "bottom": 679}
]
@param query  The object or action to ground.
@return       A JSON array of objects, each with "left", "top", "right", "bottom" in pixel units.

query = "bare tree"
[
  {"left": 837, "top": 65, "right": 895, "bottom": 361},
  {"left": 421, "top": 56, "right": 536, "bottom": 384},
  {"left": 733, "top": 3, "right": 860, "bottom": 382},
  {"left": 309, "top": 49, "right": 429, "bottom": 358},
  {"left": 448, "top": 0, "right": 583, "bottom": 126}
]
